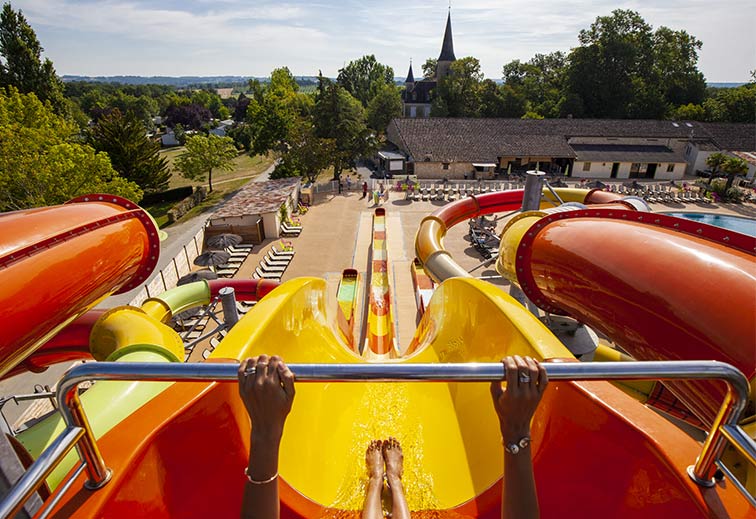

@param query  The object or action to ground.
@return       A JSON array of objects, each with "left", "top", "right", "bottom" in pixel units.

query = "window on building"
[
  {"left": 442, "top": 163, "right": 450, "bottom": 170},
  {"left": 666, "top": 164, "right": 675, "bottom": 172},
  {"left": 582, "top": 162, "right": 591, "bottom": 172}
]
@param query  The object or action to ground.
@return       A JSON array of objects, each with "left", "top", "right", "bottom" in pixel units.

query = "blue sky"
[{"left": 12, "top": 0, "right": 755, "bottom": 82}]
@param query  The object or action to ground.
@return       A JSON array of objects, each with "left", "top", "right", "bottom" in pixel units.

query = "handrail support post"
[{"left": 63, "top": 388, "right": 112, "bottom": 489}]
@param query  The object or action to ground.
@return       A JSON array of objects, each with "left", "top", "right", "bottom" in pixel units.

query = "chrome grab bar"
[{"left": 1, "top": 360, "right": 754, "bottom": 518}]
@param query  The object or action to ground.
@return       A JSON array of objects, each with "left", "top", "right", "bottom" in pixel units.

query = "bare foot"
[
  {"left": 382, "top": 437, "right": 403, "bottom": 486},
  {"left": 366, "top": 440, "right": 384, "bottom": 481}
]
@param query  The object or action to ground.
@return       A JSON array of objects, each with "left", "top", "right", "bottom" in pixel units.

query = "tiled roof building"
[{"left": 386, "top": 118, "right": 756, "bottom": 181}]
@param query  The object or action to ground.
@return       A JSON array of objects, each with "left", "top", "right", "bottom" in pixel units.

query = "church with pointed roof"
[{"left": 401, "top": 11, "right": 456, "bottom": 118}]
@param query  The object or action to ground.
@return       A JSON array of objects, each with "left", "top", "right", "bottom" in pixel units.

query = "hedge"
[{"left": 140, "top": 186, "right": 193, "bottom": 205}]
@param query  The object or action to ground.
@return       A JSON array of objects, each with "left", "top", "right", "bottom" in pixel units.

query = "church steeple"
[
  {"left": 438, "top": 11, "right": 456, "bottom": 62},
  {"left": 405, "top": 61, "right": 415, "bottom": 84}
]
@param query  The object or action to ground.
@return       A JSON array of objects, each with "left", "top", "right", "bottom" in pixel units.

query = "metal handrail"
[{"left": 1, "top": 360, "right": 754, "bottom": 517}]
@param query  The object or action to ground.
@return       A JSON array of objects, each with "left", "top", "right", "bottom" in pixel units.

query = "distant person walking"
[
  {"left": 362, "top": 181, "right": 368, "bottom": 199},
  {"left": 338, "top": 176, "right": 343, "bottom": 194},
  {"left": 346, "top": 176, "right": 352, "bottom": 191}
]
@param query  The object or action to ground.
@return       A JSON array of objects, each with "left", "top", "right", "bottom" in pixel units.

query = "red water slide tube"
[
  {"left": 207, "top": 279, "right": 279, "bottom": 302},
  {"left": 0, "top": 195, "right": 160, "bottom": 377},
  {"left": 0, "top": 279, "right": 280, "bottom": 380},
  {"left": 516, "top": 209, "right": 756, "bottom": 426}
]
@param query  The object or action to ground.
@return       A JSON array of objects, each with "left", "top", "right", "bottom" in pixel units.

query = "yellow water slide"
[{"left": 210, "top": 275, "right": 571, "bottom": 512}]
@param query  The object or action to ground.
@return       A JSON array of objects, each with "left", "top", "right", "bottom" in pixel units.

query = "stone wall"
[{"left": 167, "top": 187, "right": 207, "bottom": 224}]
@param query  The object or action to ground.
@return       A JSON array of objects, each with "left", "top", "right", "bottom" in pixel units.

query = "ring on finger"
[{"left": 519, "top": 372, "right": 531, "bottom": 384}]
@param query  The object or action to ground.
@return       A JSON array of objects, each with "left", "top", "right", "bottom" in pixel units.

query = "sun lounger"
[
  {"left": 271, "top": 246, "right": 295, "bottom": 258},
  {"left": 215, "top": 268, "right": 237, "bottom": 277},
  {"left": 280, "top": 223, "right": 301, "bottom": 236},
  {"left": 226, "top": 250, "right": 250, "bottom": 260},
  {"left": 261, "top": 259, "right": 287, "bottom": 273},
  {"left": 184, "top": 330, "right": 203, "bottom": 341},
  {"left": 254, "top": 266, "right": 281, "bottom": 280},
  {"left": 264, "top": 253, "right": 290, "bottom": 266},
  {"left": 228, "top": 244, "right": 253, "bottom": 253},
  {"left": 215, "top": 261, "right": 243, "bottom": 270}
]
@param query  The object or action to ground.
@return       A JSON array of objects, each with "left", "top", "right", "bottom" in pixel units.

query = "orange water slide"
[
  {"left": 415, "top": 187, "right": 756, "bottom": 428},
  {"left": 0, "top": 195, "right": 160, "bottom": 378},
  {"left": 506, "top": 209, "right": 756, "bottom": 427}
]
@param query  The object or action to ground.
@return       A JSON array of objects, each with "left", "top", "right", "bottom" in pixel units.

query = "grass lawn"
[
  {"left": 159, "top": 148, "right": 274, "bottom": 189},
  {"left": 142, "top": 149, "right": 273, "bottom": 229},
  {"left": 143, "top": 199, "right": 175, "bottom": 228}
]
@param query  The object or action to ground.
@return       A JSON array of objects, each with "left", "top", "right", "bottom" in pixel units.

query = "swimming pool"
[{"left": 662, "top": 212, "right": 756, "bottom": 237}]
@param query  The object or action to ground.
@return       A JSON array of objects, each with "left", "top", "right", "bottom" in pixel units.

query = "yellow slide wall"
[{"left": 211, "top": 276, "right": 570, "bottom": 510}]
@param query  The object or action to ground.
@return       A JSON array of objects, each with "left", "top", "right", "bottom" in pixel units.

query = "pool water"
[{"left": 663, "top": 212, "right": 756, "bottom": 237}]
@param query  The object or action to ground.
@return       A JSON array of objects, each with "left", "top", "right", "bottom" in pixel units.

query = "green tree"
[
  {"left": 337, "top": 55, "right": 395, "bottom": 107},
  {"left": 670, "top": 103, "right": 706, "bottom": 121},
  {"left": 422, "top": 58, "right": 437, "bottom": 79},
  {"left": 565, "top": 9, "right": 654, "bottom": 118},
  {"left": 435, "top": 57, "right": 483, "bottom": 117},
  {"left": 313, "top": 75, "right": 373, "bottom": 180},
  {"left": 502, "top": 52, "right": 566, "bottom": 118},
  {"left": 652, "top": 27, "right": 706, "bottom": 106},
  {"left": 721, "top": 156, "right": 749, "bottom": 192},
  {"left": 480, "top": 80, "right": 527, "bottom": 118},
  {"left": 366, "top": 83, "right": 402, "bottom": 132},
  {"left": 708, "top": 84, "right": 756, "bottom": 123},
  {"left": 564, "top": 9, "right": 708, "bottom": 119},
  {"left": 521, "top": 111, "right": 544, "bottom": 119},
  {"left": 705, "top": 152, "right": 728, "bottom": 184},
  {"left": 272, "top": 119, "right": 335, "bottom": 183},
  {"left": 245, "top": 67, "right": 313, "bottom": 156},
  {"left": 0, "top": 3, "right": 65, "bottom": 113},
  {"left": 173, "top": 122, "right": 186, "bottom": 145},
  {"left": 174, "top": 134, "right": 236, "bottom": 192},
  {"left": 0, "top": 87, "right": 141, "bottom": 210},
  {"left": 87, "top": 109, "right": 171, "bottom": 193}
]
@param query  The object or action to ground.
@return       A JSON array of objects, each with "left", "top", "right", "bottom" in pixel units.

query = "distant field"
[{"left": 159, "top": 148, "right": 273, "bottom": 189}]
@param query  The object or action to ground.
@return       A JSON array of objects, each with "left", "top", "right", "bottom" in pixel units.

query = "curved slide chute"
[
  {"left": 415, "top": 186, "right": 755, "bottom": 428},
  {"left": 0, "top": 194, "right": 160, "bottom": 377}
]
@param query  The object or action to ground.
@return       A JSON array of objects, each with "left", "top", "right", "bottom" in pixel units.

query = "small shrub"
[
  {"left": 725, "top": 188, "right": 744, "bottom": 203},
  {"left": 141, "top": 186, "right": 193, "bottom": 205}
]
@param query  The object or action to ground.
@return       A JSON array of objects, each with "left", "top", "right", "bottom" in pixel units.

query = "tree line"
[
  {"left": 1, "top": 1, "right": 753, "bottom": 211},
  {"left": 425, "top": 9, "right": 754, "bottom": 122}
]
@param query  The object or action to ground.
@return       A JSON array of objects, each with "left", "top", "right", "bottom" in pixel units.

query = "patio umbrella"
[
  {"left": 206, "top": 233, "right": 242, "bottom": 250},
  {"left": 177, "top": 270, "right": 218, "bottom": 286},
  {"left": 194, "top": 250, "right": 231, "bottom": 267},
  {"left": 586, "top": 180, "right": 607, "bottom": 189}
]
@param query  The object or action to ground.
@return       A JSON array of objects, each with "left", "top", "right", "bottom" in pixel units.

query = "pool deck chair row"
[
  {"left": 252, "top": 247, "right": 296, "bottom": 282},
  {"left": 213, "top": 244, "right": 253, "bottom": 278}
]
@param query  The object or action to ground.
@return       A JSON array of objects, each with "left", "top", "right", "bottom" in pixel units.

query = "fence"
[{"left": 127, "top": 227, "right": 206, "bottom": 307}]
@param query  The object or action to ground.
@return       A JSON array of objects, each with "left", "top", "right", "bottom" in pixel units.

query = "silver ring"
[{"left": 519, "top": 372, "right": 531, "bottom": 384}]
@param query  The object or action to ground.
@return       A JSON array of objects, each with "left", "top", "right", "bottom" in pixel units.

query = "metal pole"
[
  {"left": 515, "top": 170, "right": 546, "bottom": 311},
  {"left": 218, "top": 287, "right": 240, "bottom": 328},
  {"left": 0, "top": 427, "right": 84, "bottom": 519},
  {"left": 54, "top": 360, "right": 752, "bottom": 491},
  {"left": 64, "top": 391, "right": 111, "bottom": 489},
  {"left": 521, "top": 170, "right": 545, "bottom": 211}
]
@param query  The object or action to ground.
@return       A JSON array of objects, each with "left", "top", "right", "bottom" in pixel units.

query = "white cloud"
[{"left": 14, "top": 0, "right": 755, "bottom": 81}]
